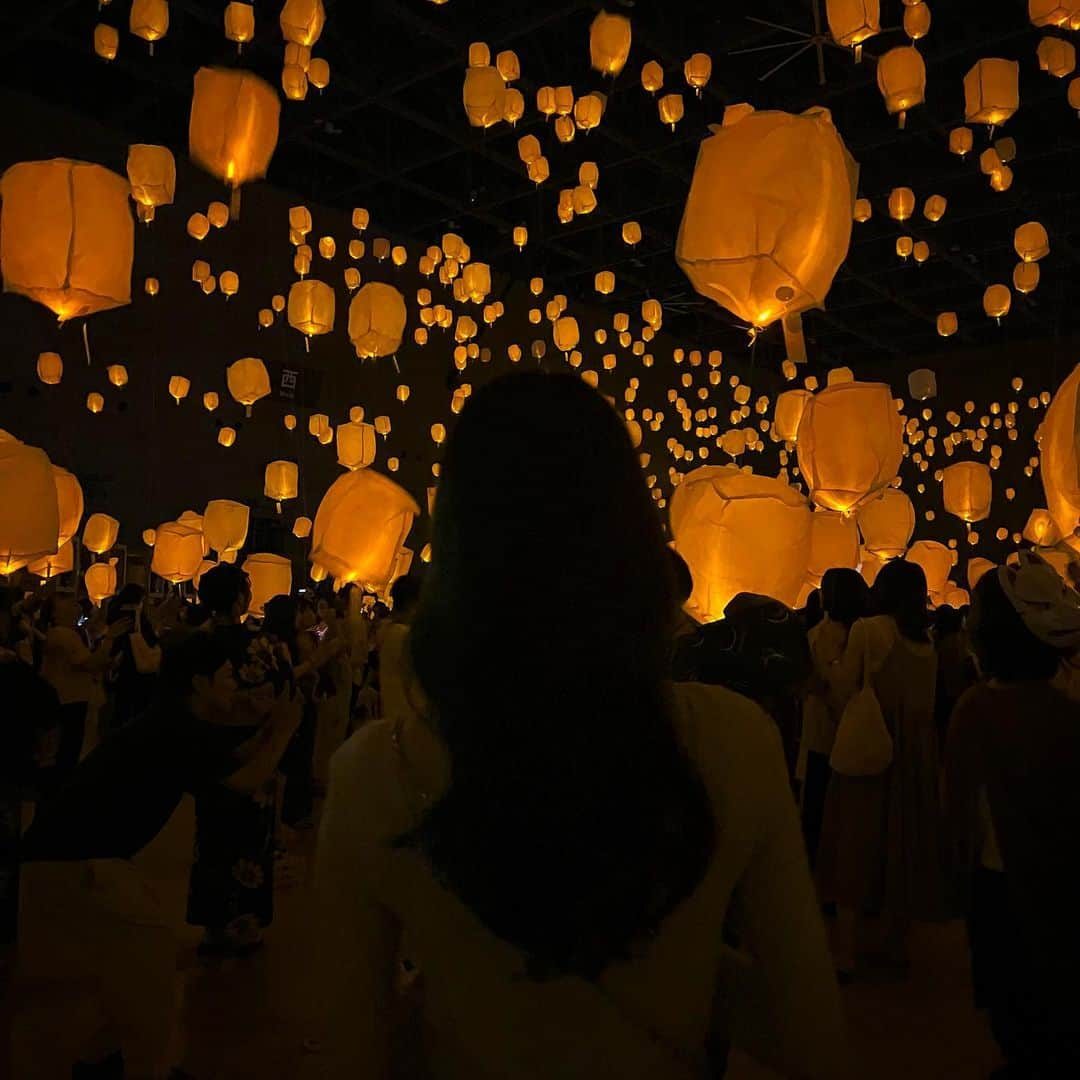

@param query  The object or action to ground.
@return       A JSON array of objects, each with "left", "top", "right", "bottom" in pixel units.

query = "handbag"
[{"left": 829, "top": 625, "right": 893, "bottom": 777}]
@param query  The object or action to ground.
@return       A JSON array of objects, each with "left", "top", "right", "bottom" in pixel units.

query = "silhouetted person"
[
  {"left": 309, "top": 373, "right": 849, "bottom": 1078},
  {"left": 944, "top": 554, "right": 1080, "bottom": 1074}
]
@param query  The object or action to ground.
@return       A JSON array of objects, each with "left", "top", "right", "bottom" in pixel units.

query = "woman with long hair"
[
  {"left": 816, "top": 558, "right": 944, "bottom": 978},
  {"left": 311, "top": 373, "right": 847, "bottom": 1078}
]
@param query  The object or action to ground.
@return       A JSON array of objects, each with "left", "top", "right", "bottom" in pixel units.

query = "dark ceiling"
[{"left": 5, "top": 0, "right": 1080, "bottom": 368}]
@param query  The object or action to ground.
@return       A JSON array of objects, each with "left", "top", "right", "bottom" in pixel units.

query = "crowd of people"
[{"left": 1, "top": 371, "right": 1079, "bottom": 1078}]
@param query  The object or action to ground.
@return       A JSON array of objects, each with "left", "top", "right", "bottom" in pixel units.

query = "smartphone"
[
  {"left": 76, "top": 614, "right": 89, "bottom": 627},
  {"left": 310, "top": 622, "right": 329, "bottom": 642}
]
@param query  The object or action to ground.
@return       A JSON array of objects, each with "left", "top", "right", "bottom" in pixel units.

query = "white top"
[{"left": 305, "top": 682, "right": 850, "bottom": 1079}]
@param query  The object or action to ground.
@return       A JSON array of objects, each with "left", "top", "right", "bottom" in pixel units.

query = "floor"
[{"left": 6, "top": 796, "right": 1003, "bottom": 1079}]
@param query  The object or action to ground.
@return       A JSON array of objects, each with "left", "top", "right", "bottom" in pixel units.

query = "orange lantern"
[
  {"left": 856, "top": 488, "right": 915, "bottom": 559},
  {"left": 0, "top": 159, "right": 133, "bottom": 323},
  {"left": 203, "top": 499, "right": 250, "bottom": 554},
  {"left": 0, "top": 433, "right": 59, "bottom": 575},
  {"left": 348, "top": 282, "right": 407, "bottom": 358},
  {"left": 126, "top": 144, "right": 175, "bottom": 214},
  {"left": 589, "top": 11, "right": 632, "bottom": 76},
  {"left": 226, "top": 357, "right": 271, "bottom": 415},
  {"left": 52, "top": 467, "right": 84, "bottom": 550},
  {"left": 807, "top": 510, "right": 860, "bottom": 586},
  {"left": 463, "top": 65, "right": 506, "bottom": 128},
  {"left": 336, "top": 422, "right": 377, "bottom": 470},
  {"left": 1037, "top": 35, "right": 1077, "bottom": 78},
  {"left": 152, "top": 521, "right": 205, "bottom": 584},
  {"left": 242, "top": 553, "right": 292, "bottom": 617},
  {"left": 826, "top": 0, "right": 880, "bottom": 56},
  {"left": 83, "top": 512, "right": 119, "bottom": 555},
  {"left": 94, "top": 24, "right": 119, "bottom": 61},
  {"left": 36, "top": 352, "right": 63, "bottom": 385},
  {"left": 224, "top": 3, "right": 255, "bottom": 51},
  {"left": 264, "top": 460, "right": 298, "bottom": 512},
  {"left": 130, "top": 0, "right": 169, "bottom": 54},
  {"left": 279, "top": 0, "right": 325, "bottom": 45},
  {"left": 942, "top": 461, "right": 992, "bottom": 523},
  {"left": 84, "top": 559, "right": 118, "bottom": 607},
  {"left": 1023, "top": 507, "right": 1063, "bottom": 546},
  {"left": 964, "top": 59, "right": 1020, "bottom": 128},
  {"left": 288, "top": 279, "right": 336, "bottom": 347},
  {"left": 876, "top": 46, "right": 926, "bottom": 127}
]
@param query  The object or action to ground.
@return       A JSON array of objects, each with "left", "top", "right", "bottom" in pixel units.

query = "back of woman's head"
[
  {"left": 406, "top": 372, "right": 713, "bottom": 980},
  {"left": 262, "top": 595, "right": 297, "bottom": 646},
  {"left": 970, "top": 568, "right": 1064, "bottom": 682},
  {"left": 872, "top": 559, "right": 929, "bottom": 641},
  {"left": 821, "top": 568, "right": 869, "bottom": 628}
]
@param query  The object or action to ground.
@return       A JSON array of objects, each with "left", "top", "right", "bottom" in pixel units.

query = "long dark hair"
[
  {"left": 821, "top": 567, "right": 869, "bottom": 629},
  {"left": 402, "top": 373, "right": 715, "bottom": 980},
  {"left": 263, "top": 594, "right": 299, "bottom": 664},
  {"left": 873, "top": 559, "right": 930, "bottom": 642}
]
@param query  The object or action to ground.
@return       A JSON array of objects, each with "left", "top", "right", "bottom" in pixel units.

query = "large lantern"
[
  {"left": 151, "top": 521, "right": 204, "bottom": 585},
  {"left": 876, "top": 46, "right": 926, "bottom": 127},
  {"left": 85, "top": 560, "right": 118, "bottom": 607},
  {"left": 906, "top": 540, "right": 953, "bottom": 600},
  {"left": 226, "top": 357, "right": 271, "bottom": 416},
  {"left": 82, "top": 513, "right": 119, "bottom": 555},
  {"left": 203, "top": 498, "right": 250, "bottom": 555},
  {"left": 264, "top": 460, "right": 298, "bottom": 513},
  {"left": 1039, "top": 363, "right": 1080, "bottom": 550},
  {"left": 279, "top": 0, "right": 325, "bottom": 46},
  {"left": 336, "top": 422, "right": 377, "bottom": 470},
  {"left": 189, "top": 67, "right": 280, "bottom": 216},
  {"left": 807, "top": 510, "right": 860, "bottom": 587},
  {"left": 942, "top": 461, "right": 992, "bottom": 523},
  {"left": 27, "top": 541, "right": 75, "bottom": 582},
  {"left": 856, "top": 488, "right": 915, "bottom": 559},
  {"left": 0, "top": 433, "right": 58, "bottom": 575},
  {"left": 1023, "top": 507, "right": 1063, "bottom": 547},
  {"left": 242, "top": 553, "right": 293, "bottom": 617},
  {"left": 796, "top": 381, "right": 904, "bottom": 513},
  {"left": 287, "top": 279, "right": 336, "bottom": 348},
  {"left": 826, "top": 0, "right": 880, "bottom": 54},
  {"left": 589, "top": 11, "right": 632, "bottom": 76},
  {"left": 348, "top": 282, "right": 407, "bottom": 358},
  {"left": 0, "top": 159, "right": 133, "bottom": 322},
  {"left": 964, "top": 59, "right": 1020, "bottom": 128},
  {"left": 675, "top": 105, "right": 858, "bottom": 354},
  {"left": 669, "top": 464, "right": 813, "bottom": 621},
  {"left": 311, "top": 469, "right": 420, "bottom": 591},
  {"left": 462, "top": 66, "right": 506, "bottom": 128}
]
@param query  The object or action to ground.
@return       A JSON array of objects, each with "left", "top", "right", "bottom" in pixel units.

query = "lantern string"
[
  {"left": 82, "top": 322, "right": 92, "bottom": 366},
  {"left": 230, "top": 187, "right": 242, "bottom": 221}
]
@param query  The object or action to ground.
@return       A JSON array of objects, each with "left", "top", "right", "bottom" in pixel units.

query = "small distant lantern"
[
  {"left": 168, "top": 375, "right": 190, "bottom": 404},
  {"left": 95, "top": 24, "right": 119, "bottom": 61},
  {"left": 224, "top": 3, "right": 254, "bottom": 52},
  {"left": 86, "top": 392, "right": 105, "bottom": 414},
  {"left": 658, "top": 93, "right": 684, "bottom": 131},
  {"left": 37, "top": 352, "right": 63, "bottom": 386},
  {"left": 203, "top": 392, "right": 219, "bottom": 411},
  {"left": 589, "top": 11, "right": 632, "bottom": 76},
  {"left": 684, "top": 53, "right": 712, "bottom": 96},
  {"left": 888, "top": 186, "right": 915, "bottom": 221},
  {"left": 641, "top": 60, "right": 664, "bottom": 94},
  {"left": 924, "top": 194, "right": 947, "bottom": 221},
  {"left": 217, "top": 426, "right": 236, "bottom": 447},
  {"left": 984, "top": 284, "right": 1012, "bottom": 322},
  {"left": 264, "top": 460, "right": 299, "bottom": 513},
  {"left": 130, "top": 0, "right": 170, "bottom": 55},
  {"left": 876, "top": 45, "right": 926, "bottom": 127}
]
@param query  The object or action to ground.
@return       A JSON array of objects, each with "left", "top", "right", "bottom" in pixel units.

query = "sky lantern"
[
  {"left": 218, "top": 426, "right": 236, "bottom": 447},
  {"left": 0, "top": 159, "right": 133, "bottom": 323},
  {"left": 168, "top": 376, "right": 190, "bottom": 404},
  {"left": 282, "top": 64, "right": 309, "bottom": 101},
  {"left": 773, "top": 389, "right": 812, "bottom": 442},
  {"left": 189, "top": 67, "right": 280, "bottom": 217},
  {"left": 595, "top": 270, "right": 615, "bottom": 294},
  {"left": 513, "top": 225, "right": 528, "bottom": 249},
  {"left": 126, "top": 144, "right": 175, "bottom": 221},
  {"left": 309, "top": 58, "right": 330, "bottom": 91},
  {"left": 264, "top": 460, "right": 298, "bottom": 513},
  {"left": 676, "top": 104, "right": 856, "bottom": 351},
  {"left": 1023, "top": 507, "right": 1063, "bottom": 546},
  {"left": 203, "top": 499, "right": 249, "bottom": 555},
  {"left": 280, "top": 0, "right": 324, "bottom": 45},
  {"left": 1015, "top": 221, "right": 1050, "bottom": 261},
  {"left": 0, "top": 434, "right": 58, "bottom": 575},
  {"left": 53, "top": 466, "right": 84, "bottom": 549},
  {"left": 243, "top": 553, "right": 292, "bottom": 617},
  {"left": 924, "top": 194, "right": 947, "bottom": 221},
  {"left": 669, "top": 464, "right": 813, "bottom": 620},
  {"left": 949, "top": 126, "right": 973, "bottom": 156},
  {"left": 937, "top": 311, "right": 958, "bottom": 337},
  {"left": 877, "top": 46, "right": 926, "bottom": 127},
  {"left": 203, "top": 392, "right": 219, "bottom": 412},
  {"left": 130, "top": 0, "right": 169, "bottom": 55},
  {"left": 37, "top": 352, "right": 62, "bottom": 386},
  {"left": 1029, "top": 1, "right": 1080, "bottom": 27},
  {"left": 310, "top": 469, "right": 420, "bottom": 591},
  {"left": 86, "top": 393, "right": 105, "bottom": 414},
  {"left": 463, "top": 64, "right": 506, "bottom": 128},
  {"left": 288, "top": 279, "right": 336, "bottom": 349},
  {"left": 888, "top": 186, "right": 915, "bottom": 221},
  {"left": 903, "top": 1, "right": 931, "bottom": 39},
  {"left": 527, "top": 157, "right": 550, "bottom": 185},
  {"left": 1038, "top": 363, "right": 1080, "bottom": 550},
  {"left": 983, "top": 284, "right": 1012, "bottom": 322},
  {"left": 684, "top": 53, "right": 712, "bottom": 96},
  {"left": 293, "top": 516, "right": 313, "bottom": 539},
  {"left": 226, "top": 357, "right": 270, "bottom": 416},
  {"left": 807, "top": 510, "right": 860, "bottom": 586},
  {"left": 908, "top": 369, "right": 936, "bottom": 400},
  {"left": 336, "top": 422, "right": 377, "bottom": 470},
  {"left": 964, "top": 59, "right": 1020, "bottom": 130},
  {"left": 589, "top": 11, "right": 632, "bottom": 76},
  {"left": 658, "top": 94, "right": 684, "bottom": 130},
  {"left": 95, "top": 24, "right": 119, "bottom": 61},
  {"left": 796, "top": 381, "right": 903, "bottom": 514},
  {"left": 641, "top": 60, "right": 664, "bottom": 94},
  {"left": 107, "top": 364, "right": 129, "bottom": 388},
  {"left": 151, "top": 521, "right": 204, "bottom": 585},
  {"left": 348, "top": 282, "right": 407, "bottom": 359},
  {"left": 967, "top": 556, "right": 995, "bottom": 590},
  {"left": 219, "top": 270, "right": 239, "bottom": 298},
  {"left": 942, "top": 461, "right": 992, "bottom": 523},
  {"left": 574, "top": 93, "right": 604, "bottom": 131},
  {"left": 853, "top": 198, "right": 871, "bottom": 222},
  {"left": 83, "top": 512, "right": 119, "bottom": 555},
  {"left": 1037, "top": 35, "right": 1076, "bottom": 77},
  {"left": 85, "top": 560, "right": 118, "bottom": 606},
  {"left": 856, "top": 488, "right": 915, "bottom": 559},
  {"left": 496, "top": 49, "right": 520, "bottom": 82},
  {"left": 224, "top": 3, "right": 255, "bottom": 51},
  {"left": 308, "top": 413, "right": 330, "bottom": 439},
  {"left": 28, "top": 541, "right": 75, "bottom": 582},
  {"left": 906, "top": 540, "right": 953, "bottom": 600},
  {"left": 826, "top": 0, "right": 880, "bottom": 58},
  {"left": 462, "top": 262, "right": 491, "bottom": 303},
  {"left": 1014, "top": 262, "right": 1040, "bottom": 295}
]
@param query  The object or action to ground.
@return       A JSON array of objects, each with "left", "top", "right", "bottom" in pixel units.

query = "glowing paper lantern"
[
  {"left": 130, "top": 0, "right": 169, "bottom": 53},
  {"left": 658, "top": 94, "right": 684, "bottom": 130},
  {"left": 906, "top": 540, "right": 953, "bottom": 599},
  {"left": 983, "top": 284, "right": 1012, "bottom": 320},
  {"left": 242, "top": 553, "right": 292, "bottom": 617},
  {"left": 774, "top": 389, "right": 811, "bottom": 442},
  {"left": 942, "top": 461, "right": 992, "bottom": 523},
  {"left": 595, "top": 270, "right": 615, "bottom": 295},
  {"left": 279, "top": 0, "right": 324, "bottom": 45},
  {"left": 807, "top": 510, "right": 860, "bottom": 586},
  {"left": 203, "top": 392, "right": 219, "bottom": 412},
  {"left": 641, "top": 60, "right": 664, "bottom": 94},
  {"left": 903, "top": 1, "right": 931, "bottom": 39},
  {"left": 310, "top": 469, "right": 421, "bottom": 590},
  {"left": 964, "top": 59, "right": 1020, "bottom": 127},
  {"left": 888, "top": 186, "right": 915, "bottom": 221},
  {"left": 226, "top": 357, "right": 270, "bottom": 415},
  {"left": 1023, "top": 507, "right": 1063, "bottom": 546},
  {"left": 908, "top": 369, "right": 936, "bottom": 400},
  {"left": 967, "top": 557, "right": 995, "bottom": 589},
  {"left": 877, "top": 46, "right": 926, "bottom": 126},
  {"left": 336, "top": 422, "right": 377, "bottom": 470},
  {"left": 189, "top": 67, "right": 280, "bottom": 216},
  {"left": 288, "top": 279, "right": 336, "bottom": 346},
  {"left": 264, "top": 460, "right": 298, "bottom": 511},
  {"left": 28, "top": 541, "right": 74, "bottom": 582},
  {"left": 0, "top": 159, "right": 133, "bottom": 322},
  {"left": 95, "top": 24, "right": 119, "bottom": 61},
  {"left": 0, "top": 435, "right": 59, "bottom": 574},
  {"left": 85, "top": 560, "right": 118, "bottom": 606},
  {"left": 937, "top": 311, "right": 958, "bottom": 337},
  {"left": 826, "top": 0, "right": 880, "bottom": 53},
  {"left": 463, "top": 66, "right": 506, "bottom": 128},
  {"left": 107, "top": 364, "right": 128, "bottom": 388},
  {"left": 949, "top": 126, "right": 974, "bottom": 156},
  {"left": 1015, "top": 221, "right": 1050, "bottom": 262},
  {"left": 52, "top": 467, "right": 84, "bottom": 549},
  {"left": 83, "top": 513, "right": 119, "bottom": 555},
  {"left": 348, "top": 282, "right": 407, "bottom": 358},
  {"left": 1037, "top": 35, "right": 1076, "bottom": 77},
  {"left": 217, "top": 427, "right": 236, "bottom": 447},
  {"left": 796, "top": 381, "right": 903, "bottom": 513},
  {"left": 151, "top": 521, "right": 204, "bottom": 584},
  {"left": 1014, "top": 262, "right": 1040, "bottom": 295},
  {"left": 37, "top": 353, "right": 62, "bottom": 385},
  {"left": 496, "top": 49, "right": 520, "bottom": 82},
  {"left": 203, "top": 499, "right": 250, "bottom": 554},
  {"left": 126, "top": 144, "right": 175, "bottom": 212},
  {"left": 1029, "top": 1, "right": 1080, "bottom": 28},
  {"left": 589, "top": 11, "right": 632, "bottom": 76},
  {"left": 669, "top": 465, "right": 813, "bottom": 620},
  {"left": 293, "top": 516, "right": 312, "bottom": 539},
  {"left": 309, "top": 58, "right": 330, "bottom": 90},
  {"left": 924, "top": 194, "right": 947, "bottom": 222},
  {"left": 684, "top": 53, "right": 712, "bottom": 95},
  {"left": 854, "top": 198, "right": 871, "bottom": 222},
  {"left": 1038, "top": 363, "right": 1080, "bottom": 550},
  {"left": 856, "top": 488, "right": 915, "bottom": 559},
  {"left": 675, "top": 105, "right": 857, "bottom": 336},
  {"left": 224, "top": 3, "right": 255, "bottom": 50}
]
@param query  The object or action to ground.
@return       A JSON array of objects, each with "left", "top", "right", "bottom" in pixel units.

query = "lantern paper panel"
[
  {"left": 0, "top": 435, "right": 59, "bottom": 574},
  {"left": 203, "top": 499, "right": 250, "bottom": 554},
  {"left": 1039, "top": 362, "right": 1080, "bottom": 551},
  {"left": 53, "top": 466, "right": 85, "bottom": 549},
  {"left": 348, "top": 282, "right": 407, "bottom": 358},
  {"left": 807, "top": 510, "right": 860, "bottom": 587},
  {"left": 85, "top": 560, "right": 118, "bottom": 606},
  {"left": 243, "top": 553, "right": 293, "bottom": 617},
  {"left": 942, "top": 461, "right": 992, "bottom": 523},
  {"left": 856, "top": 488, "right": 915, "bottom": 559},
  {"left": 151, "top": 522, "right": 205, "bottom": 584}
]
